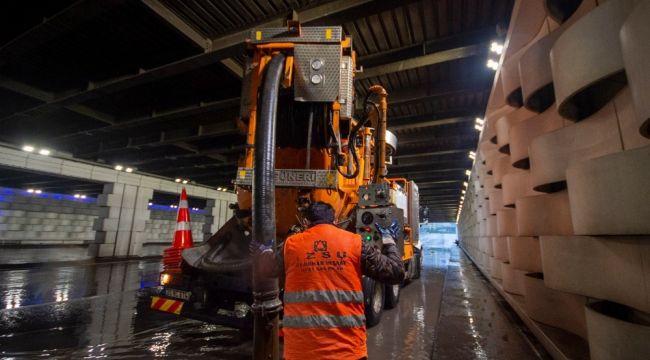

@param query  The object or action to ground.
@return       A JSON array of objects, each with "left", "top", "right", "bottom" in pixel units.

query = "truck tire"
[
  {"left": 363, "top": 276, "right": 384, "bottom": 327},
  {"left": 412, "top": 248, "right": 422, "bottom": 280},
  {"left": 384, "top": 283, "right": 400, "bottom": 309}
]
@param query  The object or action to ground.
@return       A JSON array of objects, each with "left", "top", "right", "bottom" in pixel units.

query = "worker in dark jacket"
[{"left": 251, "top": 201, "right": 405, "bottom": 360}]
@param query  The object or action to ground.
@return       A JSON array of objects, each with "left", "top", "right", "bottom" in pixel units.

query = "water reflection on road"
[{"left": 0, "top": 260, "right": 250, "bottom": 359}]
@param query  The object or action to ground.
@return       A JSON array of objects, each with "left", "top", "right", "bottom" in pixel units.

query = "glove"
[
  {"left": 375, "top": 219, "right": 401, "bottom": 246},
  {"left": 249, "top": 240, "right": 272, "bottom": 256}
]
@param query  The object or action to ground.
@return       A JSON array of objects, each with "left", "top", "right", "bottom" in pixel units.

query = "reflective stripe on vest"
[
  {"left": 283, "top": 314, "right": 365, "bottom": 328},
  {"left": 284, "top": 290, "right": 363, "bottom": 304}
]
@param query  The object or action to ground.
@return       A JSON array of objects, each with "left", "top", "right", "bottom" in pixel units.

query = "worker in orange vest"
[{"left": 251, "top": 201, "right": 405, "bottom": 360}]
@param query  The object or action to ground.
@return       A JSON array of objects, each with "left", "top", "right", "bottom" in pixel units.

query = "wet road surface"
[{"left": 0, "top": 238, "right": 545, "bottom": 359}]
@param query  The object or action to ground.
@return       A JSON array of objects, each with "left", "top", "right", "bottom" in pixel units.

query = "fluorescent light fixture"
[
  {"left": 80, "top": 195, "right": 86, "bottom": 199},
  {"left": 217, "top": 187, "right": 223, "bottom": 191},
  {"left": 175, "top": 178, "right": 182, "bottom": 183},
  {"left": 27, "top": 189, "right": 35, "bottom": 193},
  {"left": 114, "top": 165, "right": 123, "bottom": 171},
  {"left": 465, "top": 170, "right": 471, "bottom": 176},
  {"left": 182, "top": 179, "right": 189, "bottom": 184},
  {"left": 34, "top": 190, "right": 42, "bottom": 194},
  {"left": 74, "top": 194, "right": 81, "bottom": 198},
  {"left": 148, "top": 202, "right": 153, "bottom": 206},
  {"left": 38, "top": 149, "right": 51, "bottom": 156},
  {"left": 462, "top": 189, "right": 466, "bottom": 194},
  {"left": 22, "top": 145, "right": 35, "bottom": 152},
  {"left": 474, "top": 124, "right": 483, "bottom": 132},
  {"left": 486, "top": 59, "right": 499, "bottom": 70},
  {"left": 125, "top": 167, "right": 133, "bottom": 173},
  {"left": 475, "top": 117, "right": 485, "bottom": 125},
  {"left": 490, "top": 41, "right": 504, "bottom": 55},
  {"left": 463, "top": 182, "right": 468, "bottom": 188},
  {"left": 468, "top": 151, "right": 476, "bottom": 160},
  {"left": 221, "top": 188, "right": 227, "bottom": 192}
]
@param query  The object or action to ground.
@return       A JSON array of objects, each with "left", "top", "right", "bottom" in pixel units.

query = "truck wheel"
[
  {"left": 363, "top": 277, "right": 384, "bottom": 327},
  {"left": 384, "top": 283, "right": 400, "bottom": 309},
  {"left": 412, "top": 248, "right": 422, "bottom": 280}
]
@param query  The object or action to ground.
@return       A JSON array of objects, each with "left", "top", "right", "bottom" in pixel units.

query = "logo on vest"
[{"left": 300, "top": 240, "right": 349, "bottom": 272}]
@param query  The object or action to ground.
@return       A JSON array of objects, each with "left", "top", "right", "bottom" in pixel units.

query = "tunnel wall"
[
  {"left": 458, "top": 0, "right": 650, "bottom": 358},
  {"left": 0, "top": 187, "right": 101, "bottom": 264},
  {"left": 0, "top": 145, "right": 237, "bottom": 263}
]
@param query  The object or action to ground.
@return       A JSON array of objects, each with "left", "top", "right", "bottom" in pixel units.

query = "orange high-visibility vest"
[{"left": 283, "top": 223, "right": 366, "bottom": 360}]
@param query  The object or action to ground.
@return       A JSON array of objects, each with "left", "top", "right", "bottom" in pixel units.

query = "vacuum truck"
[{"left": 150, "top": 22, "right": 422, "bottom": 338}]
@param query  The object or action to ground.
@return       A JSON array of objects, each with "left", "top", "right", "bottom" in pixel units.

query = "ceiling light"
[
  {"left": 182, "top": 180, "right": 189, "bottom": 184},
  {"left": 217, "top": 187, "right": 223, "bottom": 191},
  {"left": 175, "top": 178, "right": 182, "bottom": 183},
  {"left": 486, "top": 59, "right": 499, "bottom": 70},
  {"left": 38, "top": 149, "right": 51, "bottom": 156},
  {"left": 27, "top": 189, "right": 35, "bottom": 193},
  {"left": 74, "top": 194, "right": 81, "bottom": 198},
  {"left": 221, "top": 188, "right": 227, "bottom": 192},
  {"left": 490, "top": 41, "right": 504, "bottom": 55},
  {"left": 34, "top": 190, "right": 42, "bottom": 194},
  {"left": 148, "top": 202, "right": 153, "bottom": 206},
  {"left": 22, "top": 145, "right": 34, "bottom": 152},
  {"left": 80, "top": 195, "right": 86, "bottom": 199},
  {"left": 475, "top": 117, "right": 485, "bottom": 125},
  {"left": 125, "top": 167, "right": 133, "bottom": 173},
  {"left": 465, "top": 170, "right": 471, "bottom": 176},
  {"left": 114, "top": 165, "right": 123, "bottom": 171},
  {"left": 474, "top": 124, "right": 484, "bottom": 131},
  {"left": 462, "top": 189, "right": 466, "bottom": 194},
  {"left": 468, "top": 151, "right": 476, "bottom": 160},
  {"left": 463, "top": 182, "right": 468, "bottom": 188}
]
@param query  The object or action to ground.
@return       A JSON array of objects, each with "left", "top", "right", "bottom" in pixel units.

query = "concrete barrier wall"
[
  {"left": 458, "top": 0, "right": 650, "bottom": 357},
  {"left": 0, "top": 188, "right": 100, "bottom": 245}
]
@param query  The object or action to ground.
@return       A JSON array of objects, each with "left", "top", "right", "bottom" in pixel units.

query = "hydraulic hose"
[
  {"left": 252, "top": 53, "right": 284, "bottom": 360},
  {"left": 367, "top": 85, "right": 388, "bottom": 183}
]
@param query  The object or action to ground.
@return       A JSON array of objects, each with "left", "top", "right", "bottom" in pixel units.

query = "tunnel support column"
[{"left": 95, "top": 183, "right": 153, "bottom": 257}]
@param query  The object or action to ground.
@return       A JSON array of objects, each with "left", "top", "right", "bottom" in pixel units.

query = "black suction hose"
[{"left": 252, "top": 53, "right": 284, "bottom": 360}]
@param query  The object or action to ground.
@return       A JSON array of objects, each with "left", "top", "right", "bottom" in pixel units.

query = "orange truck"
[{"left": 151, "top": 23, "right": 422, "bottom": 335}]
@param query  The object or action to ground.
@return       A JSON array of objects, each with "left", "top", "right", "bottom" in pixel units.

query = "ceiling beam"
[
  {"left": 356, "top": 44, "right": 485, "bottom": 80},
  {"left": 52, "top": 97, "right": 240, "bottom": 143},
  {"left": 394, "top": 148, "right": 473, "bottom": 160},
  {"left": 389, "top": 81, "right": 486, "bottom": 105},
  {"left": 0, "top": 75, "right": 116, "bottom": 125},
  {"left": 141, "top": 0, "right": 243, "bottom": 78},
  {"left": 0, "top": 1, "right": 129, "bottom": 67},
  {"left": 76, "top": 121, "right": 239, "bottom": 158},
  {"left": 388, "top": 107, "right": 484, "bottom": 131},
  {"left": 0, "top": 0, "right": 374, "bottom": 122},
  {"left": 357, "top": 28, "right": 494, "bottom": 68}
]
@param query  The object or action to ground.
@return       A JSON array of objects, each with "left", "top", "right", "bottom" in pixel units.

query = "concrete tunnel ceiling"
[{"left": 0, "top": 0, "right": 515, "bottom": 222}]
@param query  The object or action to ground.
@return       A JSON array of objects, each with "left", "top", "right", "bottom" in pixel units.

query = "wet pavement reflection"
[
  {"left": 0, "top": 260, "right": 251, "bottom": 359},
  {"left": 0, "top": 238, "right": 544, "bottom": 359}
]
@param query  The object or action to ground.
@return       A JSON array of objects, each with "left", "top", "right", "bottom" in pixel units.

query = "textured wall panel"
[
  {"left": 502, "top": 262, "right": 526, "bottom": 295},
  {"left": 540, "top": 235, "right": 650, "bottom": 313},
  {"left": 508, "top": 236, "right": 543, "bottom": 272},
  {"left": 496, "top": 208, "right": 517, "bottom": 236},
  {"left": 492, "top": 236, "right": 509, "bottom": 261},
  {"left": 489, "top": 256, "right": 503, "bottom": 279},
  {"left": 488, "top": 189, "right": 503, "bottom": 215},
  {"left": 567, "top": 145, "right": 650, "bottom": 235},
  {"left": 586, "top": 301, "right": 650, "bottom": 360},
  {"left": 501, "top": 171, "right": 539, "bottom": 206},
  {"left": 619, "top": 0, "right": 650, "bottom": 138},
  {"left": 516, "top": 191, "right": 574, "bottom": 236},
  {"left": 529, "top": 101, "right": 622, "bottom": 192},
  {"left": 550, "top": 0, "right": 634, "bottom": 121},
  {"left": 523, "top": 273, "right": 588, "bottom": 339},
  {"left": 509, "top": 105, "right": 565, "bottom": 169}
]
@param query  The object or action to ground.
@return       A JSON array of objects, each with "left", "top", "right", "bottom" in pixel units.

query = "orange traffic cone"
[{"left": 163, "top": 187, "right": 194, "bottom": 272}]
